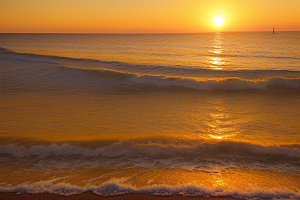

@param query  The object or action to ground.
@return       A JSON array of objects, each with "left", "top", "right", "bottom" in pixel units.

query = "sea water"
[{"left": 0, "top": 32, "right": 300, "bottom": 198}]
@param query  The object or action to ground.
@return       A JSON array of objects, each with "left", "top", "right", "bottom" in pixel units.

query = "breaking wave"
[
  {"left": 0, "top": 181, "right": 299, "bottom": 199},
  {"left": 1, "top": 141, "right": 299, "bottom": 159},
  {"left": 1, "top": 141, "right": 299, "bottom": 174},
  {"left": 65, "top": 66, "right": 300, "bottom": 90},
  {"left": 1, "top": 47, "right": 300, "bottom": 91}
]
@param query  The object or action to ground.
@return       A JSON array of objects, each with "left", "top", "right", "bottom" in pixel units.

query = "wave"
[
  {"left": 1, "top": 141, "right": 299, "bottom": 158},
  {"left": 1, "top": 47, "right": 300, "bottom": 91},
  {"left": 1, "top": 141, "right": 299, "bottom": 173},
  {"left": 0, "top": 181, "right": 299, "bottom": 199},
  {"left": 67, "top": 66, "right": 300, "bottom": 90}
]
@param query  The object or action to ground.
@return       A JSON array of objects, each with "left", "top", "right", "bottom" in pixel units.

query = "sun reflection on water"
[
  {"left": 207, "top": 33, "right": 226, "bottom": 70},
  {"left": 199, "top": 102, "right": 239, "bottom": 140},
  {"left": 215, "top": 177, "right": 225, "bottom": 186}
]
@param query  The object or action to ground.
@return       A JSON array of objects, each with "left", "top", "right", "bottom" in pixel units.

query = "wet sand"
[{"left": 0, "top": 192, "right": 245, "bottom": 200}]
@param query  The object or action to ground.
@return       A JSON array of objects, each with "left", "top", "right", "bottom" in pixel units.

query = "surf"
[{"left": 1, "top": 48, "right": 300, "bottom": 92}]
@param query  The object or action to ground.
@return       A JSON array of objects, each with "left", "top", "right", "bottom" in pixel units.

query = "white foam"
[
  {"left": 1, "top": 142, "right": 299, "bottom": 174},
  {"left": 0, "top": 181, "right": 299, "bottom": 199}
]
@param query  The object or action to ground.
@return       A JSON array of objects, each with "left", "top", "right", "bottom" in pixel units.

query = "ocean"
[{"left": 0, "top": 32, "right": 299, "bottom": 199}]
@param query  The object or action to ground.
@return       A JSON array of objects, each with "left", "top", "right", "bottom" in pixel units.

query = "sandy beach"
[{"left": 0, "top": 192, "right": 245, "bottom": 200}]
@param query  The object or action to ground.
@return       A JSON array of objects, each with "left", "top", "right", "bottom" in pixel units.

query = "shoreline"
[{"left": 0, "top": 192, "right": 246, "bottom": 200}]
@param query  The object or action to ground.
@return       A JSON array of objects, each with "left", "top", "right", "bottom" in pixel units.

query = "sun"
[{"left": 213, "top": 16, "right": 224, "bottom": 26}]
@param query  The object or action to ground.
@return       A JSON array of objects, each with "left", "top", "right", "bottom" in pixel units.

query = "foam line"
[{"left": 0, "top": 181, "right": 299, "bottom": 199}]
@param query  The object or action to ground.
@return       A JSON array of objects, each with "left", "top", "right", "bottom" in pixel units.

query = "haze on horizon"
[{"left": 0, "top": 0, "right": 299, "bottom": 33}]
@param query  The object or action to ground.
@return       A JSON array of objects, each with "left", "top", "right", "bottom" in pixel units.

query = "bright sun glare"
[{"left": 213, "top": 16, "right": 224, "bottom": 26}]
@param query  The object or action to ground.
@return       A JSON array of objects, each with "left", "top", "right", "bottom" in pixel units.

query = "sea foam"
[
  {"left": 1, "top": 141, "right": 299, "bottom": 174},
  {"left": 0, "top": 181, "right": 299, "bottom": 199}
]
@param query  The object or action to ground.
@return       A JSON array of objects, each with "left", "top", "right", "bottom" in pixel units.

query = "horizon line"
[{"left": 0, "top": 30, "right": 299, "bottom": 34}]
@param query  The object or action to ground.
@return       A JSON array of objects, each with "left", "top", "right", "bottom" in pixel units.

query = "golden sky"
[{"left": 0, "top": 0, "right": 299, "bottom": 33}]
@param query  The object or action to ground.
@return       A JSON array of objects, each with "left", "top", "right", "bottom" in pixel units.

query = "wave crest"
[
  {"left": 1, "top": 141, "right": 299, "bottom": 174},
  {"left": 67, "top": 66, "right": 300, "bottom": 90},
  {"left": 1, "top": 141, "right": 300, "bottom": 159},
  {"left": 1, "top": 48, "right": 300, "bottom": 91},
  {"left": 0, "top": 181, "right": 299, "bottom": 199}
]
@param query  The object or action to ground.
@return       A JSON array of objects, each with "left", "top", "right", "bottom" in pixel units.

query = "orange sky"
[{"left": 0, "top": 0, "right": 299, "bottom": 33}]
